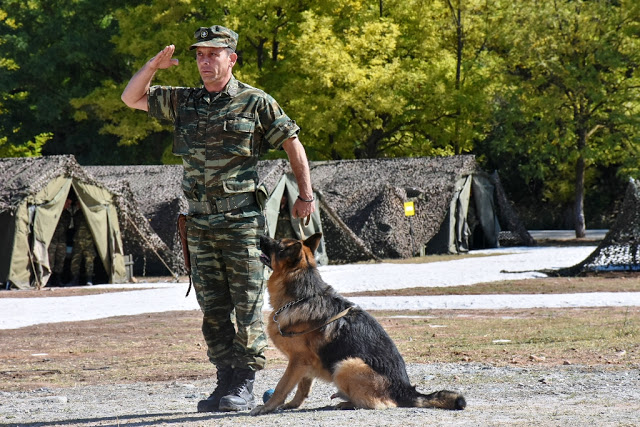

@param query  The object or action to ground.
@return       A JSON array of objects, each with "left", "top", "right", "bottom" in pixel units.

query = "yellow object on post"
[{"left": 404, "top": 201, "right": 415, "bottom": 217}]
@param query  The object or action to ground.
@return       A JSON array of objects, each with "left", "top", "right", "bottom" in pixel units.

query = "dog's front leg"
[
  {"left": 251, "top": 361, "right": 309, "bottom": 415},
  {"left": 281, "top": 376, "right": 313, "bottom": 410}
]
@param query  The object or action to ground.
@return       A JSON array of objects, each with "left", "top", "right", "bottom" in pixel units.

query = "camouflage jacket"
[{"left": 148, "top": 76, "right": 299, "bottom": 227}]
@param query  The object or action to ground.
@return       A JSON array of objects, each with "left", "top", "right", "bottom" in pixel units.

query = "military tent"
[
  {"left": 0, "top": 156, "right": 127, "bottom": 289},
  {"left": 85, "top": 165, "right": 187, "bottom": 277},
  {"left": 310, "top": 156, "right": 534, "bottom": 263},
  {"left": 258, "top": 160, "right": 327, "bottom": 265},
  {"left": 553, "top": 178, "right": 640, "bottom": 275},
  {"left": 84, "top": 160, "right": 327, "bottom": 274}
]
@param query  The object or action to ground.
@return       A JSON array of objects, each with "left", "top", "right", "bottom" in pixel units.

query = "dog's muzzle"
[{"left": 260, "top": 252, "right": 272, "bottom": 269}]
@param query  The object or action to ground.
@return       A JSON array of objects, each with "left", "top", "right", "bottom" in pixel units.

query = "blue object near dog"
[{"left": 263, "top": 388, "right": 275, "bottom": 403}]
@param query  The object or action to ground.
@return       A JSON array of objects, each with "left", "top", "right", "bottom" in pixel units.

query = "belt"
[{"left": 187, "top": 193, "right": 256, "bottom": 215}]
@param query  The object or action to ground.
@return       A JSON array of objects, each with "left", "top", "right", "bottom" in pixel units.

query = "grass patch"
[
  {"left": 373, "top": 307, "right": 639, "bottom": 367},
  {"left": 1, "top": 307, "right": 638, "bottom": 391}
]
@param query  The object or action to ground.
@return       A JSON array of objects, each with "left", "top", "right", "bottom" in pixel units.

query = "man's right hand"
[
  {"left": 148, "top": 45, "right": 180, "bottom": 70},
  {"left": 121, "top": 44, "right": 179, "bottom": 111}
]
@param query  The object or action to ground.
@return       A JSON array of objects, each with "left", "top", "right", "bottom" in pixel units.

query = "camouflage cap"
[{"left": 190, "top": 25, "right": 238, "bottom": 51}]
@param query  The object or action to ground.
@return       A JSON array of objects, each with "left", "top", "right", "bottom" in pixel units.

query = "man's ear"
[{"left": 303, "top": 233, "right": 322, "bottom": 253}]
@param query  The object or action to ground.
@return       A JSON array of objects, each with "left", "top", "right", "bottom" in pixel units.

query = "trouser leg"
[{"left": 189, "top": 225, "right": 267, "bottom": 371}]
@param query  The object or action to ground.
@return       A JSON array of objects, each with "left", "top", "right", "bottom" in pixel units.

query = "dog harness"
[{"left": 273, "top": 297, "right": 355, "bottom": 337}]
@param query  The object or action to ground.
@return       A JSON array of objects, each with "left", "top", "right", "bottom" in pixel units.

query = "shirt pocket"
[{"left": 223, "top": 113, "right": 255, "bottom": 157}]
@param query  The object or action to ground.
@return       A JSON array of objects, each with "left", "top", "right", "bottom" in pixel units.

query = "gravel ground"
[{"left": 2, "top": 363, "right": 639, "bottom": 427}]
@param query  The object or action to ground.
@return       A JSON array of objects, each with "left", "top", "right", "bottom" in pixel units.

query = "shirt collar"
[{"left": 196, "top": 75, "right": 239, "bottom": 101}]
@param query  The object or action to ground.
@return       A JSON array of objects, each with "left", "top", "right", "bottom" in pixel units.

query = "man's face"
[{"left": 195, "top": 46, "right": 236, "bottom": 89}]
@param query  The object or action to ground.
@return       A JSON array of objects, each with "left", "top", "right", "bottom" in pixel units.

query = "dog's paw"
[
  {"left": 335, "top": 401, "right": 356, "bottom": 410},
  {"left": 280, "top": 401, "right": 300, "bottom": 410},
  {"left": 250, "top": 404, "right": 274, "bottom": 416}
]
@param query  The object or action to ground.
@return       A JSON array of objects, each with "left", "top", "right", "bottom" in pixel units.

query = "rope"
[{"left": 124, "top": 212, "right": 179, "bottom": 281}]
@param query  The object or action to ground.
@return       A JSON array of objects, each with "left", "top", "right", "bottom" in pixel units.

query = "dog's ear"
[
  {"left": 303, "top": 232, "right": 322, "bottom": 253},
  {"left": 282, "top": 241, "right": 302, "bottom": 259}
]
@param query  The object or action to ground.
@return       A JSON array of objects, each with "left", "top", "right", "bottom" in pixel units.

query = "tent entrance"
[
  {"left": 263, "top": 172, "right": 328, "bottom": 265},
  {"left": 3, "top": 176, "right": 126, "bottom": 289},
  {"left": 45, "top": 187, "right": 110, "bottom": 287},
  {"left": 424, "top": 173, "right": 501, "bottom": 255}
]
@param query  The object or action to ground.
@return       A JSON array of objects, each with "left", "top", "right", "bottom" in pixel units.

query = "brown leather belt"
[{"left": 187, "top": 193, "right": 256, "bottom": 215}]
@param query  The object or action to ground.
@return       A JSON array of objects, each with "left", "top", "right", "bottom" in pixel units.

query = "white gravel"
[{"left": 2, "top": 364, "right": 639, "bottom": 426}]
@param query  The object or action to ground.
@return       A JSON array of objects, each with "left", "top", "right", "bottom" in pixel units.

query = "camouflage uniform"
[
  {"left": 70, "top": 209, "right": 96, "bottom": 282},
  {"left": 48, "top": 207, "right": 71, "bottom": 275},
  {"left": 147, "top": 76, "right": 299, "bottom": 372}
]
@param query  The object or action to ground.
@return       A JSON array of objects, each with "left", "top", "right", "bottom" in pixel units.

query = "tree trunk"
[{"left": 574, "top": 134, "right": 587, "bottom": 238}]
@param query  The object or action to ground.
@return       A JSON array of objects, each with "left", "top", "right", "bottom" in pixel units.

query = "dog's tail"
[{"left": 413, "top": 390, "right": 466, "bottom": 410}]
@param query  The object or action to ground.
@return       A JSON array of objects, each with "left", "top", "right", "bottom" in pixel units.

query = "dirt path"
[{"left": 2, "top": 363, "right": 638, "bottom": 426}]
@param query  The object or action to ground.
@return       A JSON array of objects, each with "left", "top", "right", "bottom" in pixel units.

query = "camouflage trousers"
[
  {"left": 187, "top": 222, "right": 267, "bottom": 371},
  {"left": 70, "top": 227, "right": 96, "bottom": 278},
  {"left": 48, "top": 235, "right": 67, "bottom": 275}
]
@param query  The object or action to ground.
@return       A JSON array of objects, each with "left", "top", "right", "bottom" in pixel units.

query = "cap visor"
[{"left": 189, "top": 40, "right": 231, "bottom": 50}]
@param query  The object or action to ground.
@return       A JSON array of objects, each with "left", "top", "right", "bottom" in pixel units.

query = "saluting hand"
[{"left": 148, "top": 45, "right": 180, "bottom": 70}]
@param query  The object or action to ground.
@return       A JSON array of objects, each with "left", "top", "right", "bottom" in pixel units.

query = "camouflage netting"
[
  {"left": 257, "top": 159, "right": 291, "bottom": 194},
  {"left": 0, "top": 155, "right": 178, "bottom": 281},
  {"left": 85, "top": 165, "right": 187, "bottom": 277},
  {"left": 310, "top": 156, "right": 473, "bottom": 261},
  {"left": 554, "top": 178, "right": 640, "bottom": 275},
  {"left": 0, "top": 155, "right": 90, "bottom": 212},
  {"left": 81, "top": 156, "right": 533, "bottom": 267},
  {"left": 490, "top": 171, "right": 536, "bottom": 247}
]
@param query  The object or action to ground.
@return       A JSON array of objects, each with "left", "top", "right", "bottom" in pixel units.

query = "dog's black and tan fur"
[{"left": 251, "top": 233, "right": 466, "bottom": 415}]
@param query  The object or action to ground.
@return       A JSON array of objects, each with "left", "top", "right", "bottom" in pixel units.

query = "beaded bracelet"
[{"left": 297, "top": 194, "right": 315, "bottom": 203}]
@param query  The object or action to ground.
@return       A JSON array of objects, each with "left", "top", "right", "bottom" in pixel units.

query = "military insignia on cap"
[{"left": 200, "top": 29, "right": 208, "bottom": 39}]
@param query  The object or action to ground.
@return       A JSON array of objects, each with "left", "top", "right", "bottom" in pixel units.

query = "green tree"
[
  {"left": 274, "top": 0, "right": 505, "bottom": 159},
  {"left": 73, "top": 0, "right": 306, "bottom": 162},
  {"left": 0, "top": 0, "right": 145, "bottom": 162},
  {"left": 483, "top": 0, "right": 640, "bottom": 236},
  {"left": 77, "top": 0, "right": 506, "bottom": 161}
]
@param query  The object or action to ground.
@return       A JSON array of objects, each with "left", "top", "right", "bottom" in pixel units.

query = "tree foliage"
[
  {"left": 1, "top": 0, "right": 640, "bottom": 229},
  {"left": 478, "top": 0, "right": 640, "bottom": 234},
  {"left": 0, "top": 0, "right": 147, "bottom": 162}
]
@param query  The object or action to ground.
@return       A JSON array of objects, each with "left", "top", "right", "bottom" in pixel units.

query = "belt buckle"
[{"left": 215, "top": 197, "right": 229, "bottom": 213}]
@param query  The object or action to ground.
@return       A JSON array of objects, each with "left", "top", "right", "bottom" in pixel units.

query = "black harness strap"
[{"left": 273, "top": 298, "right": 355, "bottom": 337}]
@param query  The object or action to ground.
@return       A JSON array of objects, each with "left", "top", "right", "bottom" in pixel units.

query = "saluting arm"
[{"left": 121, "top": 44, "right": 179, "bottom": 112}]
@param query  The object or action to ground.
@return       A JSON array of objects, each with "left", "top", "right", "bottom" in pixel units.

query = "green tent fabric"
[
  {"left": 263, "top": 172, "right": 328, "bottom": 265},
  {"left": 426, "top": 172, "right": 502, "bottom": 254},
  {"left": 0, "top": 156, "right": 127, "bottom": 289}
]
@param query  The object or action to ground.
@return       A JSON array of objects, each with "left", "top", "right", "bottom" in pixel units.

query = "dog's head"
[{"left": 259, "top": 233, "right": 322, "bottom": 272}]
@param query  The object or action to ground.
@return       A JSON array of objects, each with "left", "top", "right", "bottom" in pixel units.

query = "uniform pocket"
[
  {"left": 222, "top": 177, "right": 256, "bottom": 194},
  {"left": 223, "top": 114, "right": 255, "bottom": 157}
]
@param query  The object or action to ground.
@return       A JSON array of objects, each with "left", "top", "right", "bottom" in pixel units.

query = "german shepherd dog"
[{"left": 251, "top": 233, "right": 466, "bottom": 415}]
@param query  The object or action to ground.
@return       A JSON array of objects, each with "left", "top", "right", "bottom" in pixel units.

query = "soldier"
[
  {"left": 47, "top": 198, "right": 72, "bottom": 287},
  {"left": 69, "top": 202, "right": 97, "bottom": 286},
  {"left": 121, "top": 26, "right": 315, "bottom": 413}
]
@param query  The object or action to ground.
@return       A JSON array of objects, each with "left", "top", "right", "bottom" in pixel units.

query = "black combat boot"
[
  {"left": 218, "top": 368, "right": 256, "bottom": 412},
  {"left": 197, "top": 365, "right": 234, "bottom": 413}
]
